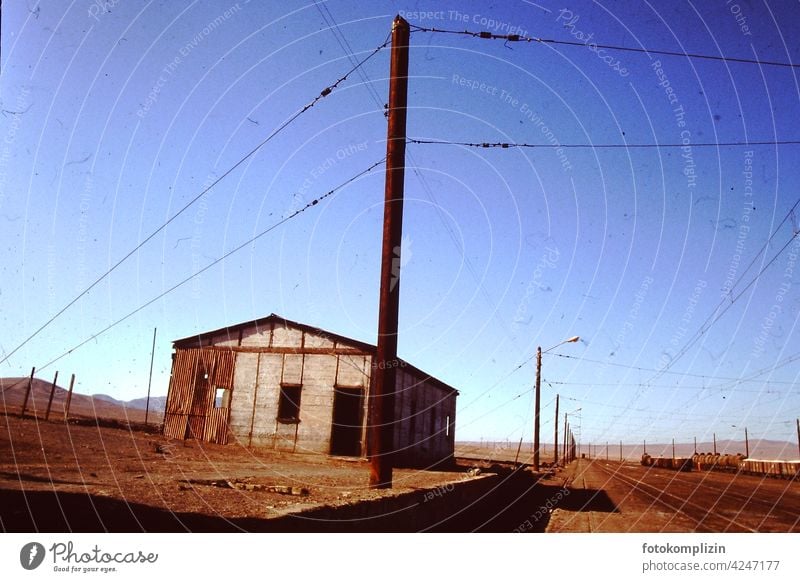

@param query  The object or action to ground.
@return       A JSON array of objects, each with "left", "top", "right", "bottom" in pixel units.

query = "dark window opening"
[
  {"left": 278, "top": 384, "right": 302, "bottom": 423},
  {"left": 214, "top": 387, "right": 230, "bottom": 408}
]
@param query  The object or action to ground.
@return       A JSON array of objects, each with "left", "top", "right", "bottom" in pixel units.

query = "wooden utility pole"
[
  {"left": 745, "top": 427, "right": 749, "bottom": 458},
  {"left": 21, "top": 367, "right": 35, "bottom": 417},
  {"left": 713, "top": 432, "right": 717, "bottom": 455},
  {"left": 369, "top": 15, "right": 410, "bottom": 489},
  {"left": 533, "top": 346, "right": 542, "bottom": 471},
  {"left": 619, "top": 440, "right": 623, "bottom": 462},
  {"left": 693, "top": 436, "right": 697, "bottom": 454},
  {"left": 643, "top": 439, "right": 646, "bottom": 455},
  {"left": 64, "top": 374, "right": 75, "bottom": 421},
  {"left": 796, "top": 419, "right": 799, "bottom": 460},
  {"left": 672, "top": 438, "right": 675, "bottom": 459},
  {"left": 45, "top": 371, "right": 59, "bottom": 420},
  {"left": 553, "top": 394, "right": 559, "bottom": 466},
  {"left": 145, "top": 327, "right": 157, "bottom": 425},
  {"left": 563, "top": 417, "right": 568, "bottom": 464},
  {"left": 606, "top": 441, "right": 609, "bottom": 460}
]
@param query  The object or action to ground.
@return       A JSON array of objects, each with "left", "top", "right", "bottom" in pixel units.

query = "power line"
[
  {"left": 408, "top": 24, "right": 800, "bottom": 69},
  {"left": 313, "top": 4, "right": 526, "bottom": 371},
  {"left": 543, "top": 379, "right": 787, "bottom": 392},
  {"left": 650, "top": 229, "right": 800, "bottom": 383},
  {"left": 26, "top": 159, "right": 386, "bottom": 374},
  {"left": 408, "top": 137, "right": 800, "bottom": 149},
  {"left": 0, "top": 36, "right": 392, "bottom": 368}
]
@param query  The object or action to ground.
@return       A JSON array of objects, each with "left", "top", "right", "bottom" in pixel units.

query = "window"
[
  {"left": 214, "top": 387, "right": 230, "bottom": 408},
  {"left": 277, "top": 384, "right": 302, "bottom": 423}
]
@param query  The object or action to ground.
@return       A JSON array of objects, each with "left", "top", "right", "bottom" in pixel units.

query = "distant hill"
[{"left": 0, "top": 377, "right": 164, "bottom": 424}]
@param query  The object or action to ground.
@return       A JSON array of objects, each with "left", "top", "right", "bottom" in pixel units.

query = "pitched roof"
[{"left": 173, "top": 313, "right": 459, "bottom": 395}]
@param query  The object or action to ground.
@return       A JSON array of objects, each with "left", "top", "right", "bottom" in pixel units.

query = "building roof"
[{"left": 173, "top": 313, "right": 459, "bottom": 396}]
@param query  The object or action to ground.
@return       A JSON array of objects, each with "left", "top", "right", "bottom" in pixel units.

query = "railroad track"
[
  {"left": 636, "top": 468, "right": 800, "bottom": 527},
  {"left": 592, "top": 462, "right": 759, "bottom": 533}
]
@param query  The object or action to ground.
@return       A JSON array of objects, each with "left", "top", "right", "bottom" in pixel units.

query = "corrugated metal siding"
[{"left": 163, "top": 348, "right": 235, "bottom": 444}]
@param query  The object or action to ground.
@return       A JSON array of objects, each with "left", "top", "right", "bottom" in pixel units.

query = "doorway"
[{"left": 330, "top": 387, "right": 364, "bottom": 456}]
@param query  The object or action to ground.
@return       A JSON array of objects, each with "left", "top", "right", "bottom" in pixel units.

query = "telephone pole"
[
  {"left": 553, "top": 394, "right": 559, "bottom": 466},
  {"left": 533, "top": 346, "right": 542, "bottom": 471},
  {"left": 145, "top": 327, "right": 157, "bottom": 425},
  {"left": 369, "top": 15, "right": 410, "bottom": 489}
]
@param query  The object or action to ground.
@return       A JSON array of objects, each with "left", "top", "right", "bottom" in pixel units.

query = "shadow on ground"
[{"left": 0, "top": 469, "right": 589, "bottom": 533}]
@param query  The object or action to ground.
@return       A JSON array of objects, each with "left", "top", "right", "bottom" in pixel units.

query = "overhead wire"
[
  {"left": 408, "top": 137, "right": 800, "bottom": 149},
  {"left": 408, "top": 24, "right": 800, "bottom": 69},
  {"left": 25, "top": 159, "right": 386, "bottom": 374},
  {"left": 0, "top": 34, "right": 393, "bottom": 367},
  {"left": 313, "top": 4, "right": 526, "bottom": 389}
]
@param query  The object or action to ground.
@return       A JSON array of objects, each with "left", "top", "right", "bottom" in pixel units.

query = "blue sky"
[{"left": 2, "top": 0, "right": 799, "bottom": 450}]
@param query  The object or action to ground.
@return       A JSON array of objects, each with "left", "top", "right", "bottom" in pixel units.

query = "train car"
[
  {"left": 739, "top": 459, "right": 800, "bottom": 479},
  {"left": 646, "top": 456, "right": 693, "bottom": 472}
]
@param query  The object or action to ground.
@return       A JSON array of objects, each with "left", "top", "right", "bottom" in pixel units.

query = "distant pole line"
[{"left": 408, "top": 24, "right": 800, "bottom": 69}]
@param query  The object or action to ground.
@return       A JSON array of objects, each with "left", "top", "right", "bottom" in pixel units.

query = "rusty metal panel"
[
  {"left": 164, "top": 348, "right": 235, "bottom": 443},
  {"left": 165, "top": 349, "right": 198, "bottom": 415},
  {"left": 163, "top": 413, "right": 188, "bottom": 440},
  {"left": 204, "top": 407, "right": 230, "bottom": 444},
  {"left": 186, "top": 415, "right": 206, "bottom": 440}
]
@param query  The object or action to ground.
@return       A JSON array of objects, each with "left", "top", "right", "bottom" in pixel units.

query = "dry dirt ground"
[
  {"left": 0, "top": 411, "right": 472, "bottom": 532},
  {"left": 548, "top": 458, "right": 800, "bottom": 533}
]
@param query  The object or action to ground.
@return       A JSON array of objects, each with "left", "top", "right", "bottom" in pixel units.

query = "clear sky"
[{"left": 2, "top": 0, "right": 799, "bottom": 450}]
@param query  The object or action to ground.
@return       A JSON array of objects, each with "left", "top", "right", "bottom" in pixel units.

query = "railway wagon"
[
  {"left": 739, "top": 459, "right": 800, "bottom": 479},
  {"left": 692, "top": 453, "right": 800, "bottom": 479},
  {"left": 641, "top": 454, "right": 693, "bottom": 471},
  {"left": 692, "top": 453, "right": 744, "bottom": 471}
]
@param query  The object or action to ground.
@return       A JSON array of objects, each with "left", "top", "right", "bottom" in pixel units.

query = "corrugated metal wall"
[{"left": 164, "top": 348, "right": 235, "bottom": 444}]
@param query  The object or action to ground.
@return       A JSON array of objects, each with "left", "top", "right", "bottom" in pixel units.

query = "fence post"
[
  {"left": 45, "top": 371, "right": 59, "bottom": 420},
  {"left": 21, "top": 367, "right": 35, "bottom": 417},
  {"left": 64, "top": 374, "right": 75, "bottom": 422}
]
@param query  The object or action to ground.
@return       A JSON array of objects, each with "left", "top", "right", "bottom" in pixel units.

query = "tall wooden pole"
[
  {"left": 369, "top": 15, "right": 409, "bottom": 489},
  {"left": 796, "top": 419, "right": 799, "bottom": 460},
  {"left": 553, "top": 394, "right": 559, "bottom": 466},
  {"left": 745, "top": 427, "right": 749, "bottom": 458},
  {"left": 145, "top": 327, "right": 157, "bottom": 425},
  {"left": 533, "top": 346, "right": 542, "bottom": 471},
  {"left": 45, "top": 371, "right": 59, "bottom": 420},
  {"left": 563, "top": 418, "right": 569, "bottom": 464},
  {"left": 21, "top": 366, "right": 35, "bottom": 417},
  {"left": 713, "top": 432, "right": 717, "bottom": 455},
  {"left": 606, "top": 441, "right": 608, "bottom": 460},
  {"left": 694, "top": 436, "right": 697, "bottom": 454},
  {"left": 672, "top": 437, "right": 675, "bottom": 459},
  {"left": 619, "top": 440, "right": 623, "bottom": 462}
]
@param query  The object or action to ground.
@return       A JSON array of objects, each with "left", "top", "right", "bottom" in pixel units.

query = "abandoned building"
[{"left": 163, "top": 313, "right": 458, "bottom": 467}]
